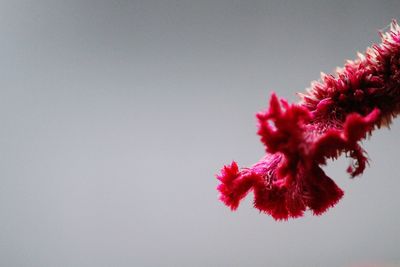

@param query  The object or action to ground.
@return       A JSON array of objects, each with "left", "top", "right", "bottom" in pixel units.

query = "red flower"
[{"left": 217, "top": 20, "right": 400, "bottom": 220}]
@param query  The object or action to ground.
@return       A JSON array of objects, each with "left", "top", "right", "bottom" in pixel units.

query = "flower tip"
[
  {"left": 269, "top": 92, "right": 279, "bottom": 102},
  {"left": 368, "top": 108, "right": 381, "bottom": 121},
  {"left": 391, "top": 19, "right": 399, "bottom": 31},
  {"left": 357, "top": 51, "right": 365, "bottom": 61},
  {"left": 268, "top": 92, "right": 283, "bottom": 115},
  {"left": 216, "top": 161, "right": 239, "bottom": 182}
]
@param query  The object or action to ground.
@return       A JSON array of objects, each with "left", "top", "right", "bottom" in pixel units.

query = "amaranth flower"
[{"left": 217, "top": 20, "right": 400, "bottom": 220}]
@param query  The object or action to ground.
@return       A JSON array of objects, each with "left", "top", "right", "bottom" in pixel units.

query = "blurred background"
[{"left": 0, "top": 0, "right": 399, "bottom": 266}]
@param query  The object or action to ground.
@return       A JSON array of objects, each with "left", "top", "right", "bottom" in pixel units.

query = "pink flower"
[{"left": 217, "top": 20, "right": 400, "bottom": 220}]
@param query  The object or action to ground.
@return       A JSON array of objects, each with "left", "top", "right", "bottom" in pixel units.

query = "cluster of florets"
[{"left": 217, "top": 20, "right": 400, "bottom": 220}]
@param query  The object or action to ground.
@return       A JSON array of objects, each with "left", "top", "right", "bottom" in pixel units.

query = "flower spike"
[{"left": 217, "top": 20, "right": 400, "bottom": 220}]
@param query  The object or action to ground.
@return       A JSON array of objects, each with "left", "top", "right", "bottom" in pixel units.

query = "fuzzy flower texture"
[{"left": 217, "top": 20, "right": 400, "bottom": 220}]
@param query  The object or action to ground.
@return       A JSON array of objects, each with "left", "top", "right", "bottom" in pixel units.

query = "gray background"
[{"left": 0, "top": 0, "right": 399, "bottom": 266}]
